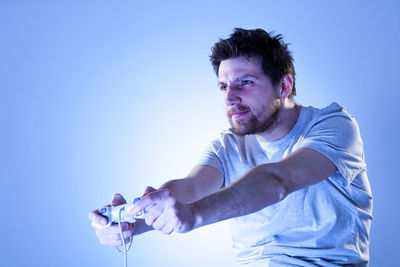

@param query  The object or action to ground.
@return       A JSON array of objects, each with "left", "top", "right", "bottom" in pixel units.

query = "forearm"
[
  {"left": 159, "top": 178, "right": 198, "bottom": 203},
  {"left": 190, "top": 163, "right": 287, "bottom": 229},
  {"left": 159, "top": 165, "right": 223, "bottom": 203}
]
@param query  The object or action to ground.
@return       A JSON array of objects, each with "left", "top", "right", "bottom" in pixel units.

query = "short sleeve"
[
  {"left": 298, "top": 104, "right": 366, "bottom": 187},
  {"left": 196, "top": 139, "right": 226, "bottom": 178}
]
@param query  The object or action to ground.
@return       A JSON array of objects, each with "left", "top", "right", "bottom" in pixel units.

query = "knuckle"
[
  {"left": 169, "top": 197, "right": 177, "bottom": 205},
  {"left": 152, "top": 220, "right": 160, "bottom": 229},
  {"left": 164, "top": 188, "right": 171, "bottom": 196},
  {"left": 169, "top": 205, "right": 179, "bottom": 216},
  {"left": 145, "top": 216, "right": 154, "bottom": 226},
  {"left": 162, "top": 228, "right": 171, "bottom": 235},
  {"left": 172, "top": 217, "right": 179, "bottom": 225},
  {"left": 147, "top": 193, "right": 157, "bottom": 201},
  {"left": 165, "top": 196, "right": 176, "bottom": 207}
]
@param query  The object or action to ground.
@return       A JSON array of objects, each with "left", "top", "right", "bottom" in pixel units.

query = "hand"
[
  {"left": 88, "top": 193, "right": 134, "bottom": 246},
  {"left": 128, "top": 186, "right": 196, "bottom": 235}
]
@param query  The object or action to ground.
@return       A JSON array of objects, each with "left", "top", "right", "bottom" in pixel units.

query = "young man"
[{"left": 89, "top": 28, "right": 372, "bottom": 266}]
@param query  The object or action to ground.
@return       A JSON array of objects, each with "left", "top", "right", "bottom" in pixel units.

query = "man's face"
[{"left": 218, "top": 56, "right": 281, "bottom": 136}]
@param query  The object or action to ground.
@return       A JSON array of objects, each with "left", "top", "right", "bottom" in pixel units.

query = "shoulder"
[
  {"left": 298, "top": 102, "right": 365, "bottom": 185},
  {"left": 309, "top": 102, "right": 356, "bottom": 123},
  {"left": 303, "top": 102, "right": 361, "bottom": 137},
  {"left": 303, "top": 102, "right": 352, "bottom": 120}
]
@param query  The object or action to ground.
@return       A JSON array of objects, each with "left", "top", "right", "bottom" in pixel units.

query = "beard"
[{"left": 228, "top": 100, "right": 281, "bottom": 136}]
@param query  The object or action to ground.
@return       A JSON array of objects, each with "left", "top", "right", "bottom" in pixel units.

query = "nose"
[{"left": 225, "top": 86, "right": 241, "bottom": 106}]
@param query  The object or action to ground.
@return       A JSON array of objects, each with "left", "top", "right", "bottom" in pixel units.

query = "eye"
[
  {"left": 241, "top": 80, "right": 253, "bottom": 86},
  {"left": 219, "top": 84, "right": 228, "bottom": 91}
]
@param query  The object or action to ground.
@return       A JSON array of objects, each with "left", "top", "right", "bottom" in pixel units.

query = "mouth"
[
  {"left": 232, "top": 110, "right": 249, "bottom": 119},
  {"left": 227, "top": 105, "right": 251, "bottom": 120}
]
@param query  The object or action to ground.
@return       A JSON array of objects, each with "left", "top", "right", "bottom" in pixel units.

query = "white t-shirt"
[{"left": 198, "top": 102, "right": 372, "bottom": 266}]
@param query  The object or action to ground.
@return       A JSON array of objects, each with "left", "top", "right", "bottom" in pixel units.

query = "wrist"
[{"left": 188, "top": 201, "right": 205, "bottom": 230}]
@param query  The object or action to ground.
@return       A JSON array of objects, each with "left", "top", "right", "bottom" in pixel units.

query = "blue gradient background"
[{"left": 1, "top": 1, "right": 399, "bottom": 266}]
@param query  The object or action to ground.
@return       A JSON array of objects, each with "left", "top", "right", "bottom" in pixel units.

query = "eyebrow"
[{"left": 218, "top": 74, "right": 260, "bottom": 85}]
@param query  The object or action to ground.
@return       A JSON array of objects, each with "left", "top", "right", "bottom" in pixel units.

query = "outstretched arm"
[
  {"left": 158, "top": 165, "right": 224, "bottom": 203},
  {"left": 132, "top": 147, "right": 337, "bottom": 233},
  {"left": 190, "top": 147, "right": 337, "bottom": 229}
]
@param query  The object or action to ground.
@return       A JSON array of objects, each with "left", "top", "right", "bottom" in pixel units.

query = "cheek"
[
  {"left": 223, "top": 102, "right": 229, "bottom": 114},
  {"left": 253, "top": 98, "right": 276, "bottom": 116},
  {"left": 252, "top": 97, "right": 268, "bottom": 110},
  {"left": 222, "top": 94, "right": 228, "bottom": 108}
]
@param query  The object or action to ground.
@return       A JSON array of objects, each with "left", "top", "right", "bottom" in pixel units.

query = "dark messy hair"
[{"left": 210, "top": 28, "right": 296, "bottom": 98}]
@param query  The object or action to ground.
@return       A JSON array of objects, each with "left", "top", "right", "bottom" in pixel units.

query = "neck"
[{"left": 256, "top": 100, "right": 301, "bottom": 142}]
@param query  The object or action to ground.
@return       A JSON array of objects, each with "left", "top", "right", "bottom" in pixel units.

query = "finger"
[
  {"left": 129, "top": 189, "right": 169, "bottom": 215},
  {"left": 91, "top": 221, "right": 131, "bottom": 233},
  {"left": 96, "top": 226, "right": 133, "bottom": 240},
  {"left": 164, "top": 215, "right": 180, "bottom": 234},
  {"left": 158, "top": 215, "right": 175, "bottom": 235},
  {"left": 89, "top": 210, "right": 108, "bottom": 226},
  {"left": 161, "top": 224, "right": 174, "bottom": 235},
  {"left": 94, "top": 222, "right": 133, "bottom": 247},
  {"left": 152, "top": 214, "right": 167, "bottom": 231},
  {"left": 144, "top": 203, "right": 164, "bottom": 226},
  {"left": 111, "top": 193, "right": 127, "bottom": 206}
]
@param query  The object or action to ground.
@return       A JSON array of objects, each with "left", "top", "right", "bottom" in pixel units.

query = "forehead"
[{"left": 218, "top": 56, "right": 264, "bottom": 82}]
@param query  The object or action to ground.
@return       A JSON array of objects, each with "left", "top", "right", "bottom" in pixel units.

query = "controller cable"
[{"left": 117, "top": 207, "right": 135, "bottom": 267}]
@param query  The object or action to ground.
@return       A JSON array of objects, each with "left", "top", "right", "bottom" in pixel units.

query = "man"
[{"left": 89, "top": 28, "right": 372, "bottom": 266}]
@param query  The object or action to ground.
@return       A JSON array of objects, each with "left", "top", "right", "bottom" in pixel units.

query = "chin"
[
  {"left": 231, "top": 129, "right": 247, "bottom": 136},
  {"left": 231, "top": 124, "right": 252, "bottom": 136},
  {"left": 229, "top": 118, "right": 250, "bottom": 136}
]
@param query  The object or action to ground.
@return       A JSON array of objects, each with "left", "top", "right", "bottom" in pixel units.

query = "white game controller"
[{"left": 99, "top": 197, "right": 150, "bottom": 227}]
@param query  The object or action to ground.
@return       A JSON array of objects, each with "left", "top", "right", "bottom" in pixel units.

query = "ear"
[{"left": 278, "top": 74, "right": 293, "bottom": 99}]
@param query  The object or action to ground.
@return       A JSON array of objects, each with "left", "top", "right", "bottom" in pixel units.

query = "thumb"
[
  {"left": 111, "top": 193, "right": 127, "bottom": 206},
  {"left": 143, "top": 186, "right": 157, "bottom": 196}
]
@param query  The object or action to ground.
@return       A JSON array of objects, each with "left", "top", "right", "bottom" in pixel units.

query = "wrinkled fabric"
[{"left": 198, "top": 103, "right": 372, "bottom": 266}]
